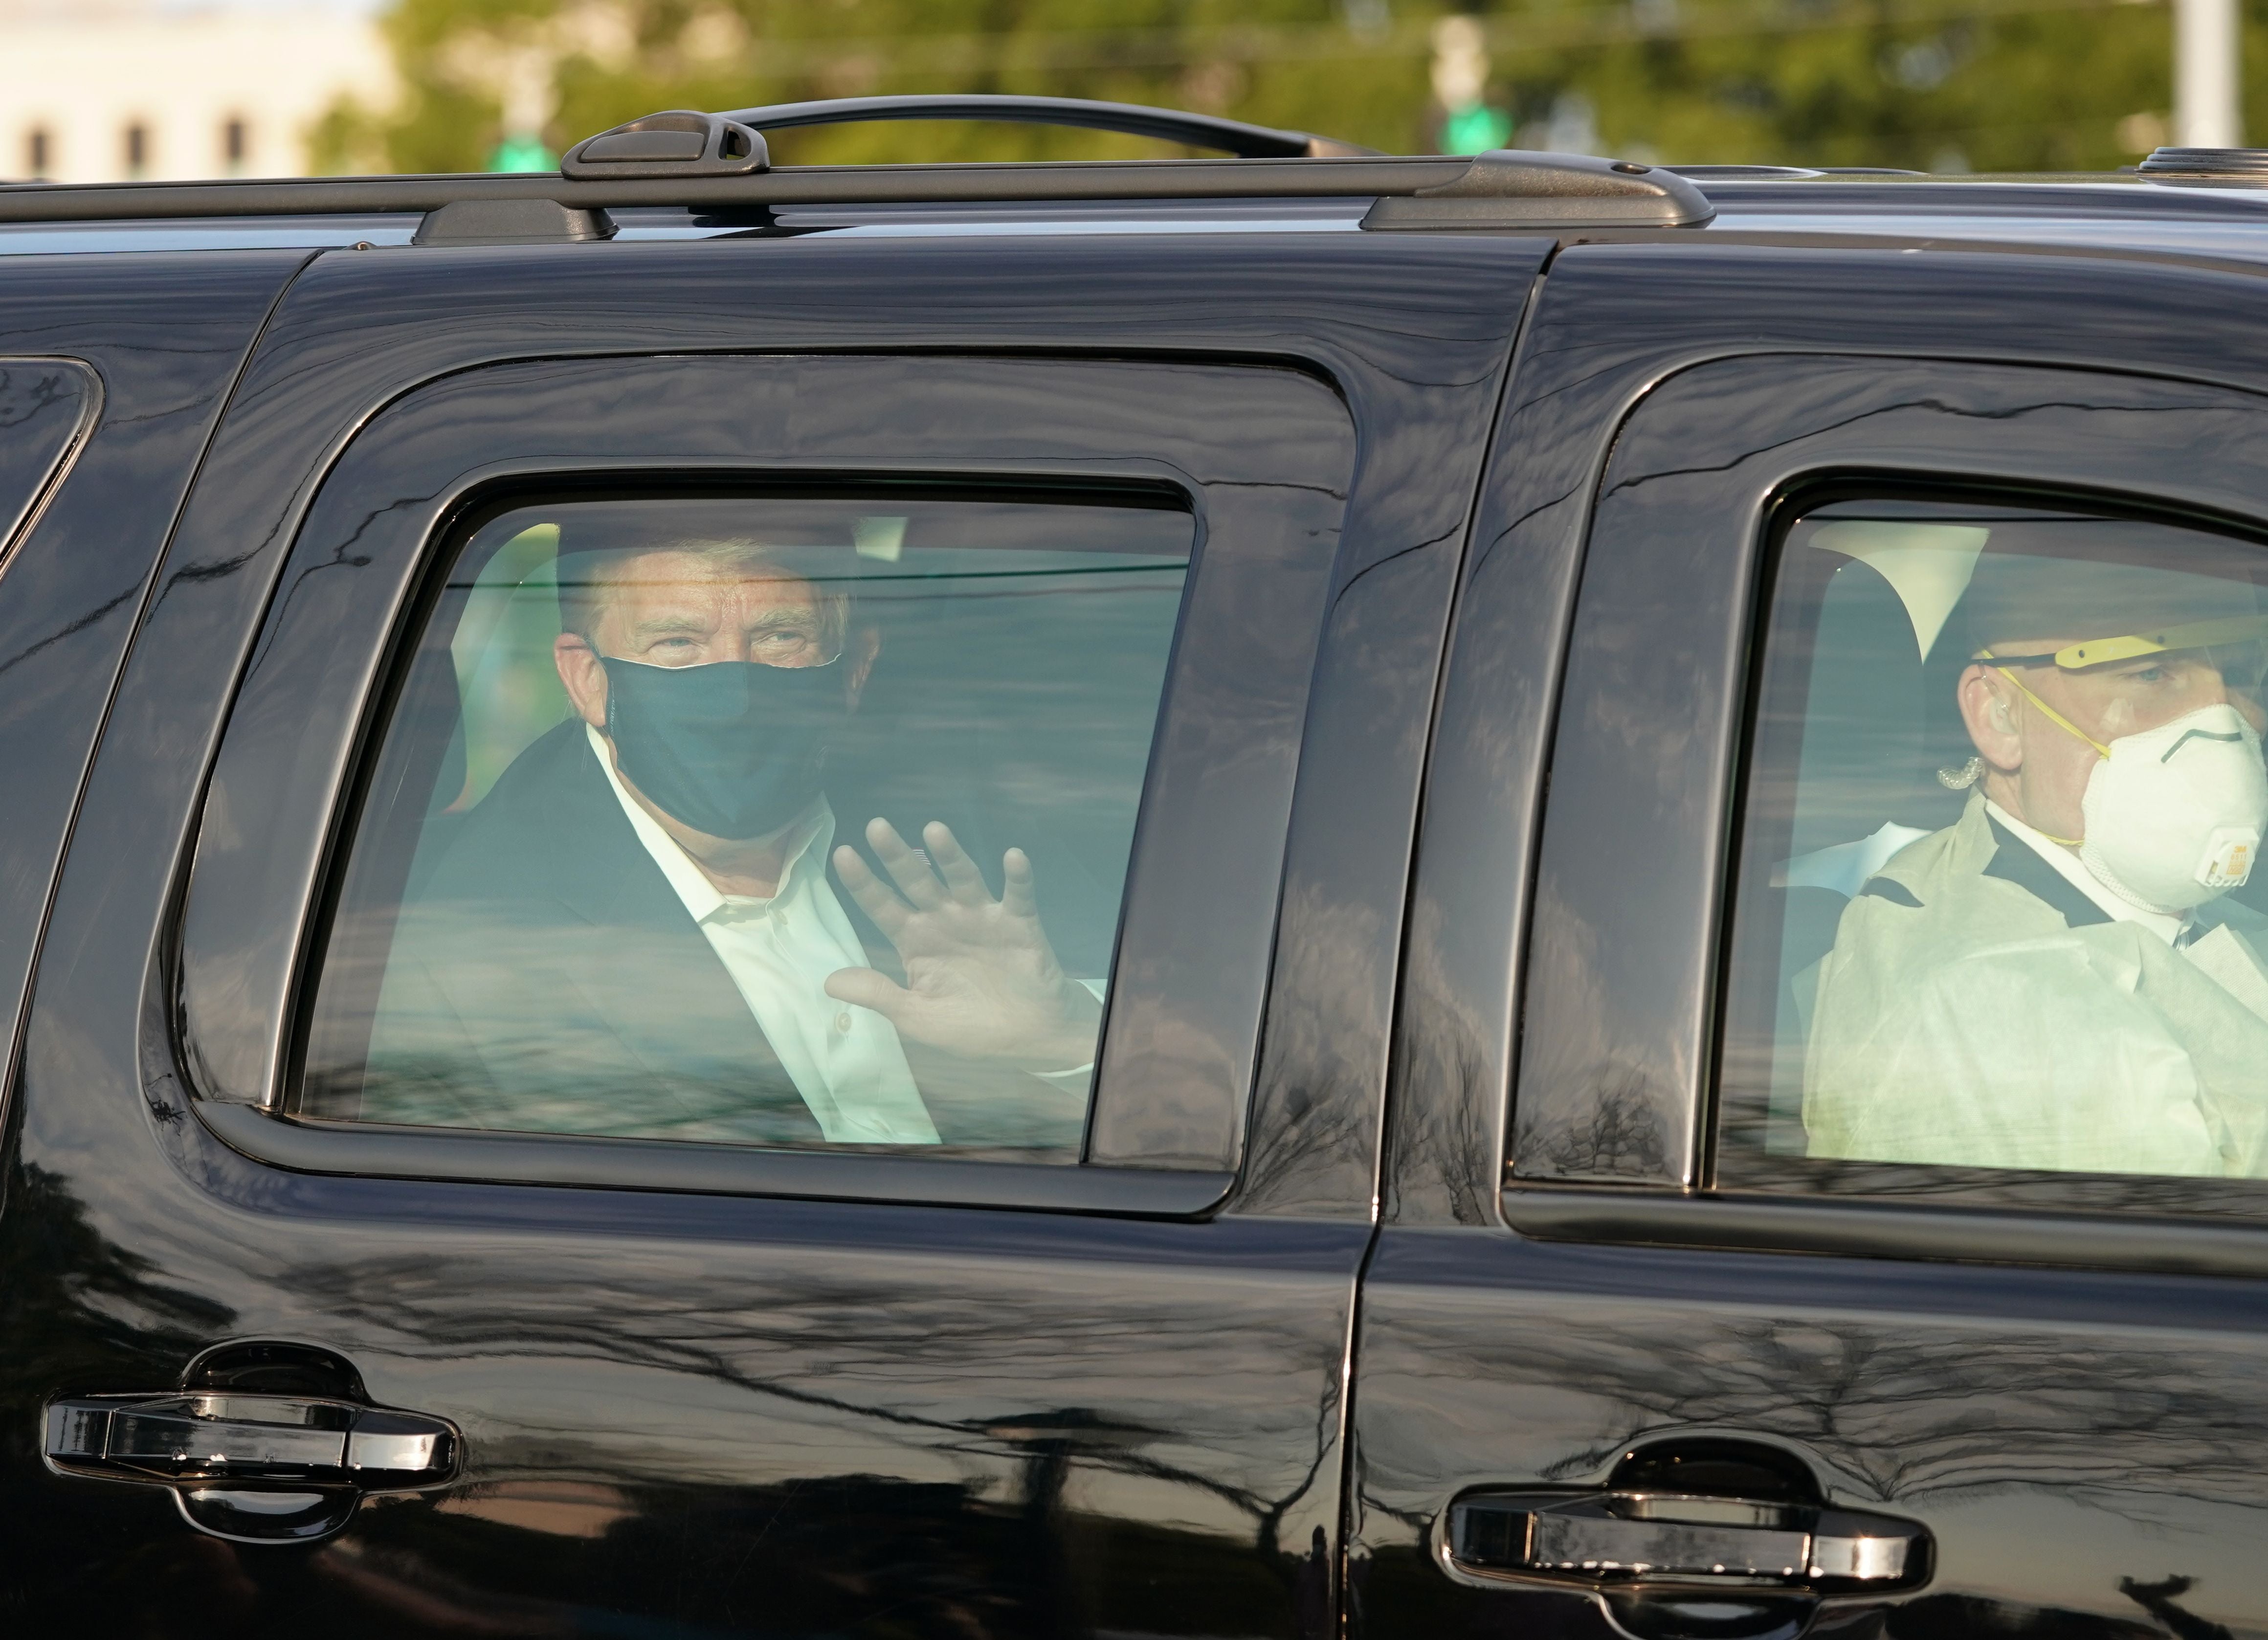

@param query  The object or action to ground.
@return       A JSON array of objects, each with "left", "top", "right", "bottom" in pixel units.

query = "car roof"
[{"left": 8, "top": 158, "right": 2268, "bottom": 265}]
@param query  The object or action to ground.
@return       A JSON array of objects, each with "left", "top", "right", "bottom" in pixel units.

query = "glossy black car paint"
[
  {"left": 0, "top": 358, "right": 92, "bottom": 548},
  {"left": 24, "top": 171, "right": 2268, "bottom": 1640},
  {"left": 0, "top": 228, "right": 1538, "bottom": 1632},
  {"left": 0, "top": 251, "right": 302, "bottom": 1119},
  {"left": 1365, "top": 244, "right": 2268, "bottom": 1636},
  {"left": 0, "top": 262, "right": 309, "bottom": 1630}
]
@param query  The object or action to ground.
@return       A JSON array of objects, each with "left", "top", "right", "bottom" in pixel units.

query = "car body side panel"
[
  {"left": 1362, "top": 244, "right": 2268, "bottom": 1637},
  {"left": 1356, "top": 1228, "right": 2268, "bottom": 1636},
  {"left": 0, "top": 232, "right": 1537, "bottom": 1633},
  {"left": 1395, "top": 239, "right": 2268, "bottom": 1229},
  {"left": 0, "top": 252, "right": 303, "bottom": 1132}
]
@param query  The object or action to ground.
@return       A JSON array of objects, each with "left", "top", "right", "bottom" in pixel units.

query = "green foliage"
[
  {"left": 308, "top": 0, "right": 2268, "bottom": 177},
  {"left": 1534, "top": 1, "right": 2180, "bottom": 170}
]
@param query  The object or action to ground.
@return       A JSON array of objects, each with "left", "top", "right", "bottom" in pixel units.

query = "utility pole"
[{"left": 2176, "top": 0, "right": 2243, "bottom": 149}]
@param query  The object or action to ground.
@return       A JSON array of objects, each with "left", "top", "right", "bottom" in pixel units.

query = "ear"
[
  {"left": 844, "top": 626, "right": 882, "bottom": 709},
  {"left": 1957, "top": 663, "right": 2023, "bottom": 772},
  {"left": 555, "top": 632, "right": 610, "bottom": 731}
]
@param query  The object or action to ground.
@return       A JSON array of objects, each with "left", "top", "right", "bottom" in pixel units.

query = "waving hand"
[{"left": 825, "top": 818, "right": 1100, "bottom": 1073}]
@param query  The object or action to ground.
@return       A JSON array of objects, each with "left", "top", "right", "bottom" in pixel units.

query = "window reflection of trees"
[
  {"left": 272, "top": 1234, "right": 1348, "bottom": 1634},
  {"left": 0, "top": 1154, "right": 1354, "bottom": 1634},
  {"left": 1520, "top": 1078, "right": 1670, "bottom": 1184}
]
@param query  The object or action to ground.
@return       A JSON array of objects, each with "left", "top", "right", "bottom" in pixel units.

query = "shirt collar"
[
  {"left": 585, "top": 722, "right": 834, "bottom": 925},
  {"left": 1983, "top": 796, "right": 2186, "bottom": 944}
]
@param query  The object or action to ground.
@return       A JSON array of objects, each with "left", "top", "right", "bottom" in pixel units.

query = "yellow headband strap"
[{"left": 1980, "top": 652, "right": 2111, "bottom": 760}]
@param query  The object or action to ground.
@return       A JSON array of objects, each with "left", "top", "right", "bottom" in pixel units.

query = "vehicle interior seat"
[{"left": 1758, "top": 548, "right": 1970, "bottom": 1147}]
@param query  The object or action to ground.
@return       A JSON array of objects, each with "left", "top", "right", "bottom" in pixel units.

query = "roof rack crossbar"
[{"left": 712, "top": 94, "right": 1378, "bottom": 160}]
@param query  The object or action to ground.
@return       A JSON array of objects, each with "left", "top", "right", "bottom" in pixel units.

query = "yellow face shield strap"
[
  {"left": 1974, "top": 613, "right": 2268, "bottom": 673},
  {"left": 1980, "top": 653, "right": 2111, "bottom": 760}
]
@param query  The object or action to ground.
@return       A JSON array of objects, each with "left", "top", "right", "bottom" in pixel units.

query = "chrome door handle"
[
  {"left": 45, "top": 1390, "right": 457, "bottom": 1542},
  {"left": 1449, "top": 1490, "right": 1924, "bottom": 1588}
]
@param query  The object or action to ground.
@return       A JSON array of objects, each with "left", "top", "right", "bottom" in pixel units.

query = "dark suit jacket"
[
  {"left": 356, "top": 719, "right": 1085, "bottom": 1153},
  {"left": 360, "top": 719, "right": 830, "bottom": 1145}
]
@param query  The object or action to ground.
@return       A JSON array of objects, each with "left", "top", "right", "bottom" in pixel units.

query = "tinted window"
[
  {"left": 1719, "top": 498, "right": 2268, "bottom": 1206},
  {"left": 301, "top": 494, "right": 1191, "bottom": 1162}
]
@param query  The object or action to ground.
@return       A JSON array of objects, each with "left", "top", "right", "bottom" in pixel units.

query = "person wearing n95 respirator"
[
  {"left": 1990, "top": 655, "right": 2268, "bottom": 916},
  {"left": 1806, "top": 527, "right": 2268, "bottom": 1179}
]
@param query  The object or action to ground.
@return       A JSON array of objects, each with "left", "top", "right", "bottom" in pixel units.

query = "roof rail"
[
  {"left": 0, "top": 89, "right": 1708, "bottom": 234},
  {"left": 0, "top": 158, "right": 1467, "bottom": 224},
  {"left": 706, "top": 94, "right": 1378, "bottom": 160},
  {"left": 1665, "top": 164, "right": 1826, "bottom": 180},
  {"left": 2141, "top": 146, "right": 2268, "bottom": 178}
]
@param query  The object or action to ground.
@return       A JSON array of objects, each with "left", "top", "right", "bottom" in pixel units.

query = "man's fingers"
[
  {"left": 1001, "top": 847, "right": 1039, "bottom": 920},
  {"left": 824, "top": 966, "right": 912, "bottom": 1021},
  {"left": 832, "top": 844, "right": 911, "bottom": 937},
  {"left": 924, "top": 822, "right": 993, "bottom": 905},
  {"left": 865, "top": 816, "right": 947, "bottom": 910}
]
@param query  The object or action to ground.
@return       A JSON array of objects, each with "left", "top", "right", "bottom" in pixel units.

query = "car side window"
[
  {"left": 301, "top": 493, "right": 1191, "bottom": 1161},
  {"left": 1718, "top": 498, "right": 2268, "bottom": 1203}
]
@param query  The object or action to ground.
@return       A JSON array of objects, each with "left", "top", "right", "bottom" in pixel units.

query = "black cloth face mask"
[{"left": 600, "top": 657, "right": 844, "bottom": 840}]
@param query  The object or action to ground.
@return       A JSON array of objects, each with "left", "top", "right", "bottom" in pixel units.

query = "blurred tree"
[
  {"left": 309, "top": 0, "right": 2268, "bottom": 176},
  {"left": 1509, "top": 0, "right": 2182, "bottom": 170},
  {"left": 313, "top": 0, "right": 1439, "bottom": 171}
]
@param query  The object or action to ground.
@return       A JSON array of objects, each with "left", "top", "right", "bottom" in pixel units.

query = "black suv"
[{"left": 6, "top": 94, "right": 2268, "bottom": 1640}]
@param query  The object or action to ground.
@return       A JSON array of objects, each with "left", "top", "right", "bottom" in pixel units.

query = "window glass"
[
  {"left": 1719, "top": 499, "right": 2268, "bottom": 1200},
  {"left": 302, "top": 494, "right": 1192, "bottom": 1162}
]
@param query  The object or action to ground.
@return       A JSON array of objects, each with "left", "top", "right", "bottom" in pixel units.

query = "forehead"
[{"left": 605, "top": 550, "right": 819, "bottom": 610}]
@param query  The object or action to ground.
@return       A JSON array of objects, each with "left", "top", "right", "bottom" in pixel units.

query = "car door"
[
  {"left": 0, "top": 248, "right": 302, "bottom": 1196},
  {"left": 1, "top": 225, "right": 1540, "bottom": 1635},
  {"left": 1357, "top": 337, "right": 2268, "bottom": 1639}
]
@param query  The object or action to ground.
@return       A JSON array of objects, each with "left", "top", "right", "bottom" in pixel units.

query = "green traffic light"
[{"left": 489, "top": 135, "right": 557, "bottom": 173}]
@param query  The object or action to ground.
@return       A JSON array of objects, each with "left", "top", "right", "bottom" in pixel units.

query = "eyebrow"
[
  {"left": 621, "top": 607, "right": 819, "bottom": 637},
  {"left": 624, "top": 614, "right": 712, "bottom": 637}
]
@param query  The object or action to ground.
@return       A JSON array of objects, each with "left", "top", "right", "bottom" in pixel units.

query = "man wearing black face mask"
[{"left": 358, "top": 537, "right": 1101, "bottom": 1147}]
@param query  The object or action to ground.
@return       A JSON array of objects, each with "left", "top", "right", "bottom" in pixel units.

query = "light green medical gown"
[{"left": 1805, "top": 794, "right": 2268, "bottom": 1177}]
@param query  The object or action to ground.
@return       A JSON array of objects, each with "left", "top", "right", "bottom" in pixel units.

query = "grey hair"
[{"left": 557, "top": 536, "right": 851, "bottom": 651}]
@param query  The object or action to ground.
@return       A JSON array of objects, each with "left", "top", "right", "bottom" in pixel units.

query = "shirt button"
[{"left": 834, "top": 1011, "right": 853, "bottom": 1034}]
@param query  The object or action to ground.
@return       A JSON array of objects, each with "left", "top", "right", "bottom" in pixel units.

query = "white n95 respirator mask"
[{"left": 2078, "top": 702, "right": 2268, "bottom": 914}]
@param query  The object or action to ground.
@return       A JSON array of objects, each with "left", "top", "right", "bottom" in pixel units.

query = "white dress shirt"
[
  {"left": 1985, "top": 798, "right": 2187, "bottom": 945},
  {"left": 588, "top": 725, "right": 940, "bottom": 1145}
]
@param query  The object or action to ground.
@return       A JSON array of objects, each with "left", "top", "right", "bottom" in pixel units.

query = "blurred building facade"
[{"left": 0, "top": 0, "right": 391, "bottom": 182}]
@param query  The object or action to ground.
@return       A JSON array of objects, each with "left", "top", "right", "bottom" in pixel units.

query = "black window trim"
[
  {"left": 1711, "top": 483, "right": 2268, "bottom": 1227},
  {"left": 1493, "top": 351, "right": 2268, "bottom": 1277},
  {"left": 185, "top": 455, "right": 1220, "bottom": 1209},
  {"left": 195, "top": 1101, "right": 1234, "bottom": 1216},
  {"left": 1499, "top": 1184, "right": 2268, "bottom": 1280},
  {"left": 170, "top": 352, "right": 1359, "bottom": 1217}
]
